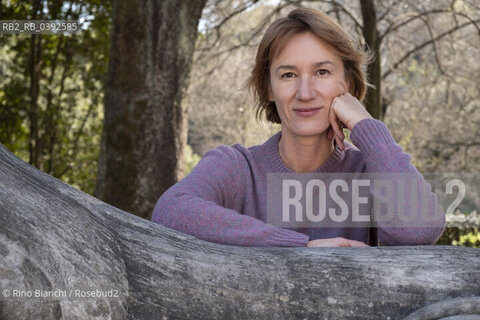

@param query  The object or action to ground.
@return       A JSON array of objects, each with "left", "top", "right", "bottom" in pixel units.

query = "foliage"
[
  {"left": 436, "top": 211, "right": 480, "bottom": 248},
  {"left": 184, "top": 144, "right": 201, "bottom": 176},
  {"left": 0, "top": 0, "right": 112, "bottom": 194},
  {"left": 455, "top": 232, "right": 480, "bottom": 248}
]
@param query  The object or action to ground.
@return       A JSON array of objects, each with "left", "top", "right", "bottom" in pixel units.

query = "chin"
[{"left": 288, "top": 123, "right": 329, "bottom": 138}]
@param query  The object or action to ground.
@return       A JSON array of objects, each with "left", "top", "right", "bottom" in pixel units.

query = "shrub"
[{"left": 436, "top": 211, "right": 480, "bottom": 248}]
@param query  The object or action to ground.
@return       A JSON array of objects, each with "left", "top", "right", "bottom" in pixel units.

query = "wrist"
[
  {"left": 349, "top": 115, "right": 373, "bottom": 130},
  {"left": 350, "top": 119, "right": 396, "bottom": 154}
]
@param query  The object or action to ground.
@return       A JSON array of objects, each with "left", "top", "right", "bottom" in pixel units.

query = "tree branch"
[
  {"left": 199, "top": 2, "right": 291, "bottom": 60},
  {"left": 382, "top": 18, "right": 480, "bottom": 79},
  {"left": 419, "top": 15, "right": 446, "bottom": 76},
  {"left": 199, "top": 0, "right": 261, "bottom": 53},
  {"left": 1, "top": 143, "right": 480, "bottom": 319},
  {"left": 381, "top": 9, "right": 441, "bottom": 42},
  {"left": 317, "top": 0, "right": 363, "bottom": 30},
  {"left": 212, "top": 0, "right": 260, "bottom": 31},
  {"left": 378, "top": 0, "right": 405, "bottom": 22}
]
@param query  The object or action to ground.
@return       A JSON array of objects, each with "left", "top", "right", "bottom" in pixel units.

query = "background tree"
[{"left": 94, "top": 0, "right": 207, "bottom": 220}]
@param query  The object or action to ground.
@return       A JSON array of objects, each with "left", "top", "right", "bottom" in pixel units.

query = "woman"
[{"left": 152, "top": 8, "right": 445, "bottom": 247}]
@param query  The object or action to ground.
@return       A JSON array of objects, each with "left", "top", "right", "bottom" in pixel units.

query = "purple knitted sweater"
[{"left": 152, "top": 119, "right": 446, "bottom": 247}]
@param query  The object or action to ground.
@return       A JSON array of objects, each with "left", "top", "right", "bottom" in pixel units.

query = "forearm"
[
  {"left": 351, "top": 119, "right": 446, "bottom": 245},
  {"left": 152, "top": 190, "right": 310, "bottom": 247}
]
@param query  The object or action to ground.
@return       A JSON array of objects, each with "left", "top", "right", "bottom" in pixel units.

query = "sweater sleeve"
[
  {"left": 152, "top": 145, "right": 310, "bottom": 247},
  {"left": 350, "top": 118, "right": 446, "bottom": 245}
]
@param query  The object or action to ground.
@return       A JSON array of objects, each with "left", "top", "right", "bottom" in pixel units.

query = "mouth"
[{"left": 293, "top": 107, "right": 322, "bottom": 117}]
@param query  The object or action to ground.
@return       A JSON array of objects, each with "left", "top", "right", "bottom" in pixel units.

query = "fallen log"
[{"left": 0, "top": 143, "right": 479, "bottom": 320}]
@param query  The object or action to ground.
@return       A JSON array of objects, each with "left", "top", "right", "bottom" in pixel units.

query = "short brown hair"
[{"left": 247, "top": 7, "right": 372, "bottom": 124}]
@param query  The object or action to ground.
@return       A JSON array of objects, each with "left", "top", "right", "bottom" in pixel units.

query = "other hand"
[
  {"left": 307, "top": 237, "right": 370, "bottom": 247},
  {"left": 327, "top": 80, "right": 373, "bottom": 150}
]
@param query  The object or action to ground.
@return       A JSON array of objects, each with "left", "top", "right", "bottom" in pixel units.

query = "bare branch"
[
  {"left": 202, "top": 2, "right": 291, "bottom": 60},
  {"left": 450, "top": 0, "right": 459, "bottom": 27},
  {"left": 279, "top": 0, "right": 363, "bottom": 30},
  {"left": 323, "top": 0, "right": 363, "bottom": 30},
  {"left": 331, "top": 0, "right": 342, "bottom": 24},
  {"left": 213, "top": 0, "right": 260, "bottom": 31},
  {"left": 380, "top": 9, "right": 450, "bottom": 42},
  {"left": 382, "top": 18, "right": 480, "bottom": 79},
  {"left": 199, "top": 0, "right": 261, "bottom": 53},
  {"left": 455, "top": 11, "right": 480, "bottom": 34},
  {"left": 378, "top": 0, "right": 405, "bottom": 22},
  {"left": 419, "top": 15, "right": 446, "bottom": 76},
  {"left": 381, "top": 7, "right": 479, "bottom": 43}
]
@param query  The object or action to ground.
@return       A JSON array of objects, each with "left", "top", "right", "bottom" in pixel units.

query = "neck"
[{"left": 278, "top": 131, "right": 334, "bottom": 173}]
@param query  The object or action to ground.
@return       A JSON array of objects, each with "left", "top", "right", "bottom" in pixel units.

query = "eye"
[
  {"left": 280, "top": 72, "right": 295, "bottom": 79},
  {"left": 316, "top": 69, "right": 330, "bottom": 76}
]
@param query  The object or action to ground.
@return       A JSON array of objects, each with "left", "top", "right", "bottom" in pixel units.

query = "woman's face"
[{"left": 269, "top": 31, "right": 347, "bottom": 139}]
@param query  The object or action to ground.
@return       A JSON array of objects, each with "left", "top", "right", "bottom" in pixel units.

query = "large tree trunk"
[
  {"left": 95, "top": 0, "right": 207, "bottom": 220},
  {"left": 360, "top": 0, "right": 383, "bottom": 120},
  {"left": 1, "top": 144, "right": 479, "bottom": 319}
]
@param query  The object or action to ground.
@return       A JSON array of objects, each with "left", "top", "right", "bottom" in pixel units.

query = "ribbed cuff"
[
  {"left": 350, "top": 119, "right": 396, "bottom": 155},
  {"left": 265, "top": 227, "right": 310, "bottom": 247}
]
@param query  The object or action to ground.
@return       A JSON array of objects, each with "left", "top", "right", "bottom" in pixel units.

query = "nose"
[{"left": 296, "top": 76, "right": 316, "bottom": 101}]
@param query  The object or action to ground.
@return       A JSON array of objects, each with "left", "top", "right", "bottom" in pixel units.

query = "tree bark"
[
  {"left": 360, "top": 0, "right": 383, "bottom": 120},
  {"left": 1, "top": 144, "right": 479, "bottom": 320},
  {"left": 95, "top": 0, "right": 207, "bottom": 220}
]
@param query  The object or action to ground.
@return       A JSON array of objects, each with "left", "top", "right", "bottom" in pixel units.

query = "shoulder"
[
  {"left": 201, "top": 142, "right": 257, "bottom": 173},
  {"left": 200, "top": 144, "right": 247, "bottom": 174},
  {"left": 198, "top": 132, "right": 280, "bottom": 177},
  {"left": 184, "top": 145, "right": 249, "bottom": 199},
  {"left": 204, "top": 144, "right": 245, "bottom": 161}
]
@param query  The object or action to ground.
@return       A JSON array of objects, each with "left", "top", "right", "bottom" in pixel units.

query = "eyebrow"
[{"left": 275, "top": 61, "right": 334, "bottom": 72}]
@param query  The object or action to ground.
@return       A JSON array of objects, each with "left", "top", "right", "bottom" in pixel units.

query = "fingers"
[
  {"left": 335, "top": 135, "right": 344, "bottom": 151},
  {"left": 346, "top": 239, "right": 370, "bottom": 247},
  {"left": 333, "top": 126, "right": 345, "bottom": 151},
  {"left": 329, "top": 99, "right": 341, "bottom": 136},
  {"left": 327, "top": 126, "right": 334, "bottom": 141},
  {"left": 307, "top": 237, "right": 370, "bottom": 247},
  {"left": 329, "top": 98, "right": 345, "bottom": 150},
  {"left": 337, "top": 237, "right": 369, "bottom": 247}
]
